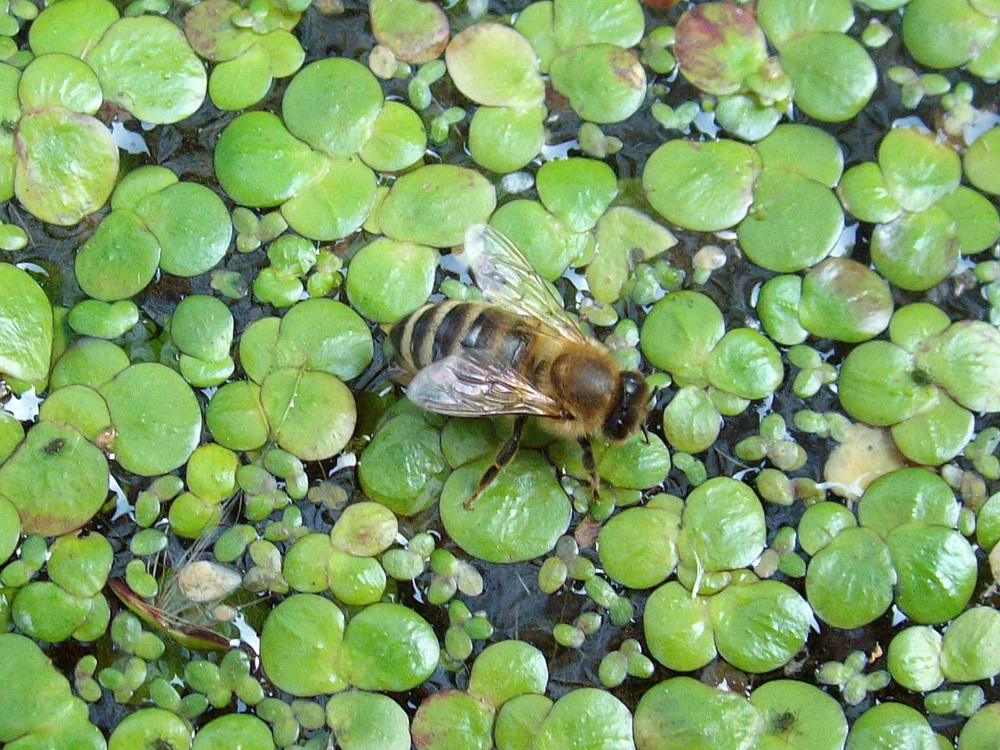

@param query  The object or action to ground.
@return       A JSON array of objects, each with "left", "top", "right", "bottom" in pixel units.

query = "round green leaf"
[
  {"left": 134, "top": 182, "right": 232, "bottom": 277},
  {"left": 28, "top": 0, "right": 119, "bottom": 58},
  {"left": 674, "top": 3, "right": 768, "bottom": 95},
  {"left": 878, "top": 126, "right": 962, "bottom": 213},
  {"left": 756, "top": 124, "right": 844, "bottom": 187},
  {"left": 901, "top": 0, "right": 998, "bottom": 69},
  {"left": 552, "top": 0, "right": 645, "bottom": 49},
  {"left": 108, "top": 708, "right": 192, "bottom": 750},
  {"left": 85, "top": 16, "right": 207, "bottom": 124},
  {"left": 887, "top": 626, "right": 944, "bottom": 692},
  {"left": 958, "top": 704, "right": 1000, "bottom": 750},
  {"left": 805, "top": 526, "right": 894, "bottom": 629},
  {"left": 837, "top": 341, "right": 937, "bottom": 426},
  {"left": 941, "top": 607, "right": 1000, "bottom": 683},
  {"left": 440, "top": 451, "right": 571, "bottom": 563},
  {"left": 468, "top": 640, "right": 548, "bottom": 708},
  {"left": 706, "top": 328, "right": 784, "bottom": 400},
  {"left": 845, "top": 703, "right": 937, "bottom": 750},
  {"left": 964, "top": 125, "right": 1000, "bottom": 196},
  {"left": 282, "top": 57, "right": 383, "bottom": 158},
  {"left": 757, "top": 0, "right": 854, "bottom": 49},
  {"left": 261, "top": 368, "right": 356, "bottom": 461},
  {"left": 710, "top": 580, "right": 811, "bottom": 673},
  {"left": 343, "top": 602, "right": 439, "bottom": 691},
  {"left": 644, "top": 582, "right": 716, "bottom": 672},
  {"left": 0, "top": 421, "right": 109, "bottom": 536},
  {"left": 598, "top": 506, "right": 679, "bottom": 589},
  {"left": 661, "top": 385, "right": 721, "bottom": 453},
  {"left": 378, "top": 164, "right": 496, "bottom": 247},
  {"left": 640, "top": 291, "right": 724, "bottom": 386},
  {"left": 326, "top": 690, "right": 411, "bottom": 750},
  {"left": 0, "top": 262, "right": 52, "bottom": 383},
  {"left": 737, "top": 168, "right": 843, "bottom": 272},
  {"left": 101, "top": 363, "right": 202, "bottom": 476},
  {"left": 887, "top": 524, "right": 976, "bottom": 624},
  {"left": 532, "top": 688, "right": 633, "bottom": 750},
  {"left": 780, "top": 32, "right": 876, "bottom": 122},
  {"left": 798, "top": 257, "right": 893, "bottom": 342},
  {"left": 215, "top": 111, "right": 327, "bottom": 208},
  {"left": 281, "top": 157, "right": 376, "bottom": 241},
  {"left": 445, "top": 23, "right": 544, "bottom": 108},
  {"left": 359, "top": 100, "right": 428, "bottom": 173},
  {"left": 260, "top": 594, "right": 347, "bottom": 696},
  {"left": 634, "top": 677, "right": 763, "bottom": 750},
  {"left": 14, "top": 108, "right": 118, "bottom": 226},
  {"left": 75, "top": 210, "right": 161, "bottom": 301},
  {"left": 549, "top": 44, "right": 645, "bottom": 124},
  {"left": 369, "top": 0, "right": 449, "bottom": 64},
  {"left": 346, "top": 238, "right": 436, "bottom": 324},
  {"left": 488, "top": 200, "right": 584, "bottom": 281},
  {"left": 18, "top": 53, "right": 102, "bottom": 114},
  {"left": 936, "top": 186, "right": 1000, "bottom": 255},
  {"left": 412, "top": 691, "right": 494, "bottom": 750},
  {"left": 891, "top": 392, "right": 975, "bottom": 466},
  {"left": 643, "top": 139, "right": 759, "bottom": 232},
  {"left": 916, "top": 321, "right": 1000, "bottom": 412},
  {"left": 678, "top": 477, "right": 766, "bottom": 573},
  {"left": 750, "top": 680, "right": 848, "bottom": 750},
  {"left": 193, "top": 715, "right": 274, "bottom": 750},
  {"left": 858, "top": 467, "right": 959, "bottom": 537},
  {"left": 468, "top": 105, "right": 544, "bottom": 175},
  {"left": 756, "top": 274, "right": 807, "bottom": 346},
  {"left": 536, "top": 158, "right": 617, "bottom": 232},
  {"left": 274, "top": 298, "right": 373, "bottom": 381},
  {"left": 208, "top": 44, "right": 273, "bottom": 111},
  {"left": 838, "top": 162, "right": 903, "bottom": 224}
]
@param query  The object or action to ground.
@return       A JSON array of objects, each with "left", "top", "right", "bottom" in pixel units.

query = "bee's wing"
[
  {"left": 406, "top": 352, "right": 566, "bottom": 418},
  {"left": 463, "top": 224, "right": 588, "bottom": 344}
]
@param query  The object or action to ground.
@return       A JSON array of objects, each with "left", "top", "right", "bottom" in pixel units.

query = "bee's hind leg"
[
  {"left": 465, "top": 415, "right": 528, "bottom": 510},
  {"left": 578, "top": 437, "right": 600, "bottom": 504}
]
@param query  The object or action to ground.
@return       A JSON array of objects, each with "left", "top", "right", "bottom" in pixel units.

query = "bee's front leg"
[
  {"left": 466, "top": 414, "right": 528, "bottom": 510},
  {"left": 578, "top": 437, "right": 599, "bottom": 504}
]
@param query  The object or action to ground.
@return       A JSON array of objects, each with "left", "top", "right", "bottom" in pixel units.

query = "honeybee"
[{"left": 390, "top": 225, "right": 650, "bottom": 506}]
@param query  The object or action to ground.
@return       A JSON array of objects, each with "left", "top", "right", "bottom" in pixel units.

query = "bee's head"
[{"left": 602, "top": 371, "right": 650, "bottom": 441}]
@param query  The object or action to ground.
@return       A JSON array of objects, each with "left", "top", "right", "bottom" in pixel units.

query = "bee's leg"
[
  {"left": 578, "top": 437, "right": 600, "bottom": 503},
  {"left": 466, "top": 415, "right": 528, "bottom": 510}
]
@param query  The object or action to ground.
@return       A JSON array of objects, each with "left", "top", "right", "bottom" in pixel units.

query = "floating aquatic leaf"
[
  {"left": 440, "top": 451, "right": 571, "bottom": 564},
  {"left": 412, "top": 690, "right": 494, "bottom": 750},
  {"left": 215, "top": 111, "right": 327, "bottom": 208},
  {"left": 370, "top": 0, "right": 449, "bottom": 64},
  {"left": 282, "top": 57, "right": 384, "bottom": 158},
  {"left": 468, "top": 105, "right": 545, "bottom": 175},
  {"left": 0, "top": 421, "right": 109, "bottom": 536},
  {"left": 446, "top": 23, "right": 544, "bottom": 108},
  {"left": 674, "top": 3, "right": 768, "bottom": 96},
  {"left": 28, "top": 0, "right": 119, "bottom": 58},
  {"left": 18, "top": 53, "right": 102, "bottom": 114},
  {"left": 101, "top": 363, "right": 202, "bottom": 476},
  {"left": 634, "top": 677, "right": 763, "bottom": 750},
  {"left": 549, "top": 44, "right": 646, "bottom": 124},
  {"left": 378, "top": 164, "right": 496, "bottom": 247},
  {"left": 643, "top": 139, "right": 760, "bottom": 232},
  {"left": 326, "top": 690, "right": 411, "bottom": 750},
  {"left": 0, "top": 262, "right": 52, "bottom": 383},
  {"left": 85, "top": 16, "right": 207, "bottom": 124},
  {"left": 780, "top": 32, "right": 876, "bottom": 122},
  {"left": 14, "top": 108, "right": 118, "bottom": 226},
  {"left": 343, "top": 602, "right": 439, "bottom": 691}
]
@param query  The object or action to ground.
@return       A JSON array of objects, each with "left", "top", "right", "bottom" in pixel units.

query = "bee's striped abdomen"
[{"left": 391, "top": 301, "right": 534, "bottom": 373}]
